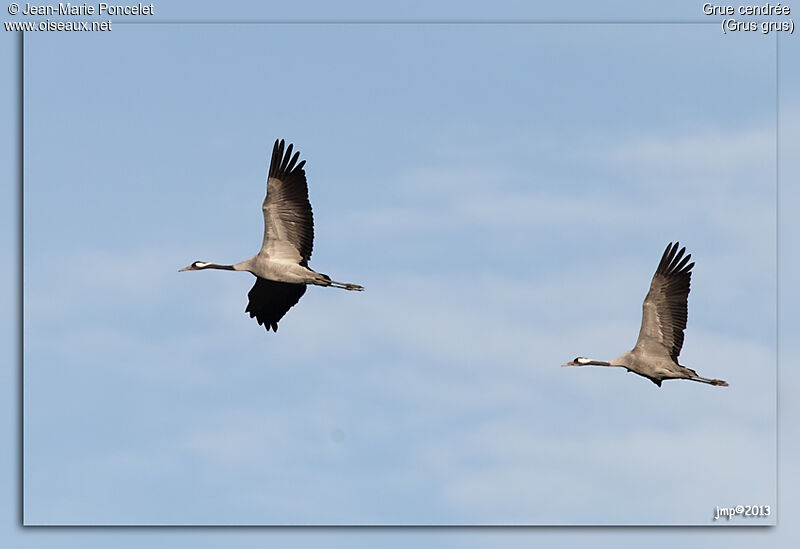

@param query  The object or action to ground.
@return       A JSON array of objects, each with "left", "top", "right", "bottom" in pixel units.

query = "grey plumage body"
[
  {"left": 562, "top": 242, "right": 728, "bottom": 387},
  {"left": 180, "top": 139, "right": 363, "bottom": 332}
]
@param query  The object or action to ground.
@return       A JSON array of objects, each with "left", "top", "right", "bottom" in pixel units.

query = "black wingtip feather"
[
  {"left": 657, "top": 242, "right": 694, "bottom": 277},
  {"left": 283, "top": 143, "right": 294, "bottom": 170},
  {"left": 268, "top": 138, "right": 306, "bottom": 182}
]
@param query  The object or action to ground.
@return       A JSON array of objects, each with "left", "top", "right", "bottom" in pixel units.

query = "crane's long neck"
[
  {"left": 198, "top": 262, "right": 236, "bottom": 271},
  {"left": 196, "top": 257, "right": 257, "bottom": 273},
  {"left": 562, "top": 357, "right": 621, "bottom": 368},
  {"left": 180, "top": 259, "right": 253, "bottom": 273},
  {"left": 584, "top": 359, "right": 614, "bottom": 367}
]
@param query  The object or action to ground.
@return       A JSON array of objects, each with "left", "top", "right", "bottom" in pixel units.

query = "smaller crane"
[{"left": 562, "top": 242, "right": 728, "bottom": 387}]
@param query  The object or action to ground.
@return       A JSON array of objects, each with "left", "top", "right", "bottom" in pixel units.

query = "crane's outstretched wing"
[
  {"left": 245, "top": 277, "right": 307, "bottom": 332},
  {"left": 261, "top": 139, "right": 314, "bottom": 266},
  {"left": 634, "top": 242, "right": 694, "bottom": 361}
]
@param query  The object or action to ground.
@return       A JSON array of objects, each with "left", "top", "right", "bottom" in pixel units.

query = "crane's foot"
[{"left": 345, "top": 283, "right": 363, "bottom": 291}]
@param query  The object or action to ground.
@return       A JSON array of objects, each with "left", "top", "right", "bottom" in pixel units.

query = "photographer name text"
[{"left": 18, "top": 2, "right": 153, "bottom": 15}]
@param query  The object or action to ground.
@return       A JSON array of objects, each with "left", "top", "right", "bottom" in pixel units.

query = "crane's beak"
[
  {"left": 178, "top": 265, "right": 192, "bottom": 272},
  {"left": 561, "top": 360, "right": 578, "bottom": 367}
]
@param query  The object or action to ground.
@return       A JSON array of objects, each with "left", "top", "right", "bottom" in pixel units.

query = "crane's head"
[
  {"left": 561, "top": 357, "right": 592, "bottom": 367},
  {"left": 178, "top": 261, "right": 211, "bottom": 272}
]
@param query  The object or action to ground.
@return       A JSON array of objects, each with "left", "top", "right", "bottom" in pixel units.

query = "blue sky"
[{"left": 3, "top": 0, "right": 799, "bottom": 546}]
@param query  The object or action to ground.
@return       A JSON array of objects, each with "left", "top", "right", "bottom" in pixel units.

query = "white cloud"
[{"left": 605, "top": 125, "right": 773, "bottom": 186}]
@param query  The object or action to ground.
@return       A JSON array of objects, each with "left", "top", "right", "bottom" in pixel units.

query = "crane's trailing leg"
[
  {"left": 312, "top": 273, "right": 363, "bottom": 291},
  {"left": 330, "top": 281, "right": 364, "bottom": 291},
  {"left": 687, "top": 375, "right": 729, "bottom": 386},
  {"left": 679, "top": 365, "right": 728, "bottom": 386}
]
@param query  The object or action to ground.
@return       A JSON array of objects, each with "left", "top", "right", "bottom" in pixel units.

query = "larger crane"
[
  {"left": 562, "top": 242, "right": 728, "bottom": 387},
  {"left": 180, "top": 139, "right": 363, "bottom": 332}
]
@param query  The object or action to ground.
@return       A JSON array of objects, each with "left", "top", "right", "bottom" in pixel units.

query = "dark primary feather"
[
  {"left": 262, "top": 139, "right": 314, "bottom": 264},
  {"left": 245, "top": 277, "right": 307, "bottom": 332},
  {"left": 636, "top": 242, "right": 694, "bottom": 361}
]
